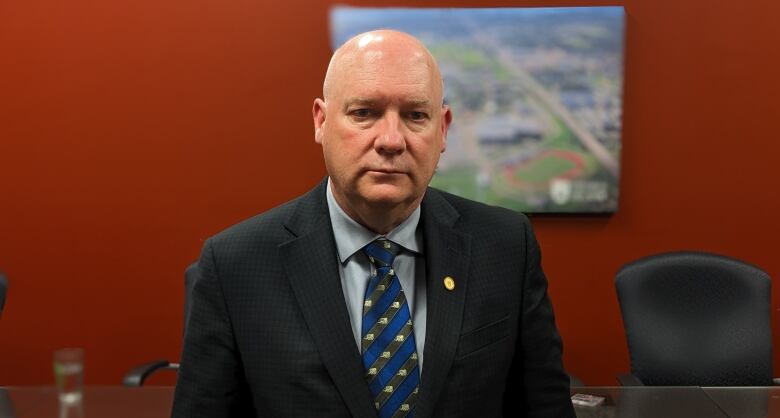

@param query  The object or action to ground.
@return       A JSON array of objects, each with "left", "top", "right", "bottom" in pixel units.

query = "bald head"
[
  {"left": 322, "top": 30, "right": 444, "bottom": 105},
  {"left": 311, "top": 29, "right": 452, "bottom": 234}
]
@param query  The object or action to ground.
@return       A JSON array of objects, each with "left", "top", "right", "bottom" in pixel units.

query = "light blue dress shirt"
[{"left": 326, "top": 178, "right": 427, "bottom": 372}]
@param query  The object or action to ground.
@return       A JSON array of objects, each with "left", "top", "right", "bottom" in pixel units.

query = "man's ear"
[
  {"left": 313, "top": 98, "right": 327, "bottom": 144},
  {"left": 440, "top": 105, "right": 452, "bottom": 153}
]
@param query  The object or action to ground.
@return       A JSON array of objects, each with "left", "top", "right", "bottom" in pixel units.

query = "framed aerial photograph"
[{"left": 330, "top": 7, "right": 625, "bottom": 213}]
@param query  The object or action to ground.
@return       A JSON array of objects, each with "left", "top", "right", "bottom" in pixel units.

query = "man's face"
[{"left": 313, "top": 38, "right": 451, "bottom": 213}]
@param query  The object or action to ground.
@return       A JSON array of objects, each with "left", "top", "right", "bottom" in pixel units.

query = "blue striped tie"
[{"left": 361, "top": 238, "right": 420, "bottom": 418}]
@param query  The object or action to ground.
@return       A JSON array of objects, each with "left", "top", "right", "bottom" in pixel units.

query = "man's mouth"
[{"left": 366, "top": 168, "right": 405, "bottom": 175}]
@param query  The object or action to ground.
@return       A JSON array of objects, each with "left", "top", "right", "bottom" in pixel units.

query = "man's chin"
[{"left": 358, "top": 185, "right": 416, "bottom": 207}]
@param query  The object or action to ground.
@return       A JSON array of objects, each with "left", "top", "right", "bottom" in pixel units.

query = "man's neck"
[{"left": 344, "top": 203, "right": 418, "bottom": 235}]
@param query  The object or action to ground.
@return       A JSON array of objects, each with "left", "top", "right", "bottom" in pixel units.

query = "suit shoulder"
[
  {"left": 431, "top": 187, "right": 531, "bottom": 230},
  {"left": 207, "top": 194, "right": 301, "bottom": 249}
]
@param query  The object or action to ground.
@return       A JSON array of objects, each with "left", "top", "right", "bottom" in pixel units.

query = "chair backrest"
[
  {"left": 183, "top": 262, "right": 199, "bottom": 334},
  {"left": 0, "top": 272, "right": 7, "bottom": 316},
  {"left": 121, "top": 262, "right": 199, "bottom": 386},
  {"left": 0, "top": 389, "right": 16, "bottom": 417},
  {"left": 616, "top": 251, "right": 772, "bottom": 386}
]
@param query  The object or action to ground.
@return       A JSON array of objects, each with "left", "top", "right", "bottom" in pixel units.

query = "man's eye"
[
  {"left": 408, "top": 111, "right": 428, "bottom": 121},
  {"left": 351, "top": 109, "right": 372, "bottom": 118}
]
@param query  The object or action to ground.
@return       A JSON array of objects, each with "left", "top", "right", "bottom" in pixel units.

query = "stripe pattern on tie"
[{"left": 362, "top": 238, "right": 420, "bottom": 418}]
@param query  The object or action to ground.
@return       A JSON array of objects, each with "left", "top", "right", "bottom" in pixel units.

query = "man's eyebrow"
[
  {"left": 341, "top": 98, "right": 433, "bottom": 111},
  {"left": 343, "top": 98, "right": 381, "bottom": 109},
  {"left": 405, "top": 99, "right": 431, "bottom": 106}
]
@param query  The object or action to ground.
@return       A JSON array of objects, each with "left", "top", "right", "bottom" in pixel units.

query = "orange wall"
[{"left": 1, "top": 0, "right": 779, "bottom": 386}]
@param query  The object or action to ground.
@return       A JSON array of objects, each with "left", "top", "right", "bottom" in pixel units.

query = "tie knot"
[{"left": 362, "top": 238, "right": 399, "bottom": 268}]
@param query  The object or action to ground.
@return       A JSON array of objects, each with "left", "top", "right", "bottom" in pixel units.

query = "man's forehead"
[{"left": 330, "top": 58, "right": 439, "bottom": 106}]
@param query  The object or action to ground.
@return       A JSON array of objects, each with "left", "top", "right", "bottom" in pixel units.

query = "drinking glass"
[{"left": 53, "top": 348, "right": 84, "bottom": 405}]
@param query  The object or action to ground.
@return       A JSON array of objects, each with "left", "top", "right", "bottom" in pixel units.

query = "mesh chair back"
[
  {"left": 183, "top": 262, "right": 199, "bottom": 334},
  {"left": 616, "top": 251, "right": 772, "bottom": 386},
  {"left": 0, "top": 272, "right": 7, "bottom": 316}
]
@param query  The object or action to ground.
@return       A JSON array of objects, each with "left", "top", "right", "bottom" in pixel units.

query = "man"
[{"left": 172, "top": 30, "right": 574, "bottom": 417}]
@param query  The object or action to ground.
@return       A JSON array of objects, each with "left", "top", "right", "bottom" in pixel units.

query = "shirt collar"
[{"left": 326, "top": 177, "right": 423, "bottom": 264}]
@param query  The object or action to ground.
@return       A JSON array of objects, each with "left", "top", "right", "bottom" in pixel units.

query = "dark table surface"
[
  {"left": 3, "top": 385, "right": 780, "bottom": 417},
  {"left": 570, "top": 386, "right": 729, "bottom": 418},
  {"left": 0, "top": 386, "right": 174, "bottom": 418},
  {"left": 702, "top": 386, "right": 780, "bottom": 418}
]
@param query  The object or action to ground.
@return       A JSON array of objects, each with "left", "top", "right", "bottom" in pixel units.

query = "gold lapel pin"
[{"left": 443, "top": 276, "right": 455, "bottom": 291}]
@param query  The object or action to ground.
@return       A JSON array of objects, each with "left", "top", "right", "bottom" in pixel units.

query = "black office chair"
[
  {"left": 0, "top": 274, "right": 11, "bottom": 416},
  {"left": 0, "top": 272, "right": 7, "bottom": 317},
  {"left": 123, "top": 262, "right": 199, "bottom": 386},
  {"left": 0, "top": 389, "right": 16, "bottom": 418},
  {"left": 615, "top": 251, "right": 773, "bottom": 386}
]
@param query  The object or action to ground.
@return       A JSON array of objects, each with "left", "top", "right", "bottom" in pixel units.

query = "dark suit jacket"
[{"left": 172, "top": 180, "right": 574, "bottom": 418}]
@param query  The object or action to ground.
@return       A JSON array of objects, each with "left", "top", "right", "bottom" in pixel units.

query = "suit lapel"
[
  {"left": 280, "top": 181, "right": 377, "bottom": 418},
  {"left": 415, "top": 190, "right": 472, "bottom": 418}
]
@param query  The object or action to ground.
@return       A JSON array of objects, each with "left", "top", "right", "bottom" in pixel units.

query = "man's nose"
[{"left": 374, "top": 113, "right": 406, "bottom": 154}]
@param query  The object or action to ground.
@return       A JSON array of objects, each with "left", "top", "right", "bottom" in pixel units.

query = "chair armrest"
[
  {"left": 617, "top": 373, "right": 645, "bottom": 386},
  {"left": 122, "top": 360, "right": 179, "bottom": 387}
]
